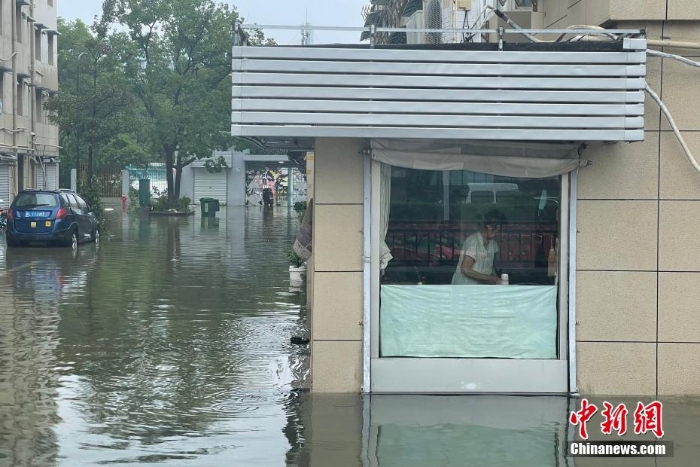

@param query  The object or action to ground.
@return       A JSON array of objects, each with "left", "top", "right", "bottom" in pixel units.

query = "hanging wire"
[
  {"left": 645, "top": 50, "right": 700, "bottom": 174},
  {"left": 647, "top": 49, "right": 700, "bottom": 68},
  {"left": 646, "top": 81, "right": 700, "bottom": 174}
]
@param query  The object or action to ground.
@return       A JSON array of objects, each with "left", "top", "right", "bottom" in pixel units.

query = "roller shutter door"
[
  {"left": 0, "top": 165, "right": 10, "bottom": 208},
  {"left": 194, "top": 168, "right": 227, "bottom": 204}
]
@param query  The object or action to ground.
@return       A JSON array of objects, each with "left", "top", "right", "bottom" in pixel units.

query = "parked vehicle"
[{"left": 4, "top": 189, "right": 100, "bottom": 248}]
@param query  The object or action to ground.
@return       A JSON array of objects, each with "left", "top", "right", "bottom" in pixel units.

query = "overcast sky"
[{"left": 58, "top": 0, "right": 370, "bottom": 45}]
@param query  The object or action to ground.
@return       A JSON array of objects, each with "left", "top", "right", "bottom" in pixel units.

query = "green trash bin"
[
  {"left": 200, "top": 198, "right": 220, "bottom": 217},
  {"left": 138, "top": 179, "right": 151, "bottom": 207}
]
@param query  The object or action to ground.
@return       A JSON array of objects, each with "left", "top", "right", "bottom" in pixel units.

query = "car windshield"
[{"left": 14, "top": 193, "right": 59, "bottom": 209}]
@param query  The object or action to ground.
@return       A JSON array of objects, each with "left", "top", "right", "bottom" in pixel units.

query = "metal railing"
[{"left": 234, "top": 23, "right": 643, "bottom": 47}]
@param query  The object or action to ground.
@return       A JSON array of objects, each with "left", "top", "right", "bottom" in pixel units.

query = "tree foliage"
[
  {"left": 46, "top": 18, "right": 155, "bottom": 189},
  {"left": 101, "top": 0, "right": 242, "bottom": 202},
  {"left": 48, "top": 1, "right": 274, "bottom": 201}
]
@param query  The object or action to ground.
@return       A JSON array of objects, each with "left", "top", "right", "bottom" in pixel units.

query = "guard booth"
[{"left": 232, "top": 25, "right": 647, "bottom": 394}]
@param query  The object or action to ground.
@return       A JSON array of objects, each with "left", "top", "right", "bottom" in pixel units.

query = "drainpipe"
[
  {"left": 568, "top": 170, "right": 578, "bottom": 394},
  {"left": 11, "top": 0, "right": 17, "bottom": 196},
  {"left": 362, "top": 153, "right": 371, "bottom": 393},
  {"left": 29, "top": 0, "right": 36, "bottom": 188}
]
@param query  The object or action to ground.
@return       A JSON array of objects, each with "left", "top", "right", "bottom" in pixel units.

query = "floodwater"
[{"left": 0, "top": 206, "right": 699, "bottom": 466}]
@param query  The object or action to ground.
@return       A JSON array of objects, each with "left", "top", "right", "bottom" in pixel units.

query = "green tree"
[
  {"left": 102, "top": 0, "right": 242, "bottom": 203},
  {"left": 45, "top": 18, "right": 153, "bottom": 189}
]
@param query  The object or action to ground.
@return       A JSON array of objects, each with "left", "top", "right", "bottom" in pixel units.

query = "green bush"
[
  {"left": 150, "top": 195, "right": 192, "bottom": 212},
  {"left": 288, "top": 250, "right": 304, "bottom": 267},
  {"left": 78, "top": 185, "right": 104, "bottom": 222},
  {"left": 128, "top": 186, "right": 139, "bottom": 210},
  {"left": 293, "top": 201, "right": 307, "bottom": 214}
]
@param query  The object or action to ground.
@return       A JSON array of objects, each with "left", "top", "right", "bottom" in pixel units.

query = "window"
[
  {"left": 75, "top": 195, "right": 88, "bottom": 210},
  {"left": 35, "top": 89, "right": 42, "bottom": 121},
  {"left": 14, "top": 192, "right": 59, "bottom": 208},
  {"left": 0, "top": 73, "right": 4, "bottom": 114},
  {"left": 48, "top": 34, "right": 54, "bottom": 65},
  {"left": 15, "top": 8, "right": 22, "bottom": 43},
  {"left": 35, "top": 29, "right": 42, "bottom": 61},
  {"left": 67, "top": 193, "right": 80, "bottom": 208},
  {"left": 16, "top": 80, "right": 24, "bottom": 116},
  {"left": 48, "top": 0, "right": 53, "bottom": 7},
  {"left": 379, "top": 167, "right": 562, "bottom": 359}
]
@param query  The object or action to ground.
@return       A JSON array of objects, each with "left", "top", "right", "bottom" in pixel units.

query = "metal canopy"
[{"left": 232, "top": 33, "right": 647, "bottom": 146}]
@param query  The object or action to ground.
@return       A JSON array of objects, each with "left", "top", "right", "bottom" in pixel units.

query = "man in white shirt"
[{"left": 451, "top": 209, "right": 505, "bottom": 285}]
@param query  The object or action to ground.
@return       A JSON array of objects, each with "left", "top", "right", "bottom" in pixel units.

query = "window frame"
[{"left": 369, "top": 159, "right": 573, "bottom": 394}]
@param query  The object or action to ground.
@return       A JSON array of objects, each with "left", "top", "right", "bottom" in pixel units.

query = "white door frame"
[{"left": 367, "top": 160, "right": 576, "bottom": 394}]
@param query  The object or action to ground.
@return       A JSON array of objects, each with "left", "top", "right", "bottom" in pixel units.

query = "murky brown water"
[
  {"left": 1, "top": 206, "right": 699, "bottom": 466},
  {"left": 0, "top": 207, "right": 309, "bottom": 466}
]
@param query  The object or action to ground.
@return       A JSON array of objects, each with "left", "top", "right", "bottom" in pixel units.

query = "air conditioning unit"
[{"left": 405, "top": 10, "right": 425, "bottom": 45}]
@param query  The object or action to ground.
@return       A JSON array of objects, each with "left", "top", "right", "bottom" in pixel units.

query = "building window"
[
  {"left": 48, "top": 0, "right": 53, "bottom": 7},
  {"left": 35, "top": 29, "right": 42, "bottom": 61},
  {"left": 0, "top": 73, "right": 4, "bottom": 114},
  {"left": 16, "top": 80, "right": 23, "bottom": 116},
  {"left": 35, "top": 89, "right": 42, "bottom": 121},
  {"left": 48, "top": 34, "right": 54, "bottom": 65},
  {"left": 379, "top": 166, "right": 562, "bottom": 359},
  {"left": 15, "top": 8, "right": 22, "bottom": 43}
]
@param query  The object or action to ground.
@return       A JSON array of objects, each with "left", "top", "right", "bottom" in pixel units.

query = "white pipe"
[
  {"left": 645, "top": 82, "right": 700, "bottom": 174},
  {"left": 362, "top": 152, "right": 371, "bottom": 394},
  {"left": 568, "top": 169, "right": 578, "bottom": 395},
  {"left": 647, "top": 49, "right": 700, "bottom": 69}
]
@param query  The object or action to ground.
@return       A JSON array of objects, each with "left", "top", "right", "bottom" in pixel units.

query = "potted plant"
[{"left": 288, "top": 250, "right": 306, "bottom": 284}]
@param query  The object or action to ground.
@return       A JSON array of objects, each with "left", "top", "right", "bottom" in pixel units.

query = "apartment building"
[{"left": 0, "top": 0, "right": 59, "bottom": 209}]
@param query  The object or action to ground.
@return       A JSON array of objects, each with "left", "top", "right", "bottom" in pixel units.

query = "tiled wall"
[
  {"left": 576, "top": 15, "right": 700, "bottom": 396},
  {"left": 310, "top": 138, "right": 365, "bottom": 392}
]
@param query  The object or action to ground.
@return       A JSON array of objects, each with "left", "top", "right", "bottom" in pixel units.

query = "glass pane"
[
  {"left": 14, "top": 193, "right": 59, "bottom": 208},
  {"left": 380, "top": 168, "right": 561, "bottom": 359}
]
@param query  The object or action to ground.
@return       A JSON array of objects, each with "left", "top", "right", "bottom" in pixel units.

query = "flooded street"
[
  {"left": 0, "top": 207, "right": 309, "bottom": 466},
  {"left": 1, "top": 206, "right": 700, "bottom": 466}
]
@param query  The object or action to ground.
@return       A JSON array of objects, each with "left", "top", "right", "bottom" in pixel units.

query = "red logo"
[
  {"left": 601, "top": 402, "right": 628, "bottom": 436},
  {"left": 633, "top": 401, "right": 664, "bottom": 438},
  {"left": 569, "top": 398, "right": 598, "bottom": 439},
  {"left": 570, "top": 400, "right": 664, "bottom": 439}
]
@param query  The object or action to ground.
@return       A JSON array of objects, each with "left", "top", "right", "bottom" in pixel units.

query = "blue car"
[{"left": 5, "top": 189, "right": 100, "bottom": 248}]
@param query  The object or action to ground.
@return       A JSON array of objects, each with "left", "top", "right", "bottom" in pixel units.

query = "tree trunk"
[
  {"left": 87, "top": 144, "right": 94, "bottom": 188},
  {"left": 165, "top": 145, "right": 175, "bottom": 203},
  {"left": 175, "top": 153, "right": 183, "bottom": 199}
]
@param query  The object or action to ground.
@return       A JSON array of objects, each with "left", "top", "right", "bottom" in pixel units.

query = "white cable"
[
  {"left": 645, "top": 82, "right": 700, "bottom": 174},
  {"left": 647, "top": 49, "right": 700, "bottom": 68}
]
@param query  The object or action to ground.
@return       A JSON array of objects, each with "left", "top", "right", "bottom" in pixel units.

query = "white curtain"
[
  {"left": 380, "top": 163, "right": 393, "bottom": 270},
  {"left": 370, "top": 139, "right": 585, "bottom": 178}
]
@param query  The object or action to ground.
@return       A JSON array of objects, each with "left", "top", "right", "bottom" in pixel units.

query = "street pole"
[{"left": 76, "top": 52, "right": 85, "bottom": 192}]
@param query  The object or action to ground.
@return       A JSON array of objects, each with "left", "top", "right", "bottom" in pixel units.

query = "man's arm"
[{"left": 461, "top": 256, "right": 500, "bottom": 284}]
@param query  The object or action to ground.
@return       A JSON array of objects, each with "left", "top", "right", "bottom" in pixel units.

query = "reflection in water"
[{"left": 1, "top": 207, "right": 700, "bottom": 466}]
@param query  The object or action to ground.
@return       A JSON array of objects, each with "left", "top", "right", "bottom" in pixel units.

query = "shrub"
[
  {"left": 78, "top": 185, "right": 104, "bottom": 222},
  {"left": 293, "top": 201, "right": 307, "bottom": 214},
  {"left": 288, "top": 250, "right": 304, "bottom": 267},
  {"left": 150, "top": 195, "right": 192, "bottom": 212}
]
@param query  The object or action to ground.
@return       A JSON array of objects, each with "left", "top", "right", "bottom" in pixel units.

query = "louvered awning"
[{"left": 232, "top": 37, "right": 646, "bottom": 142}]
